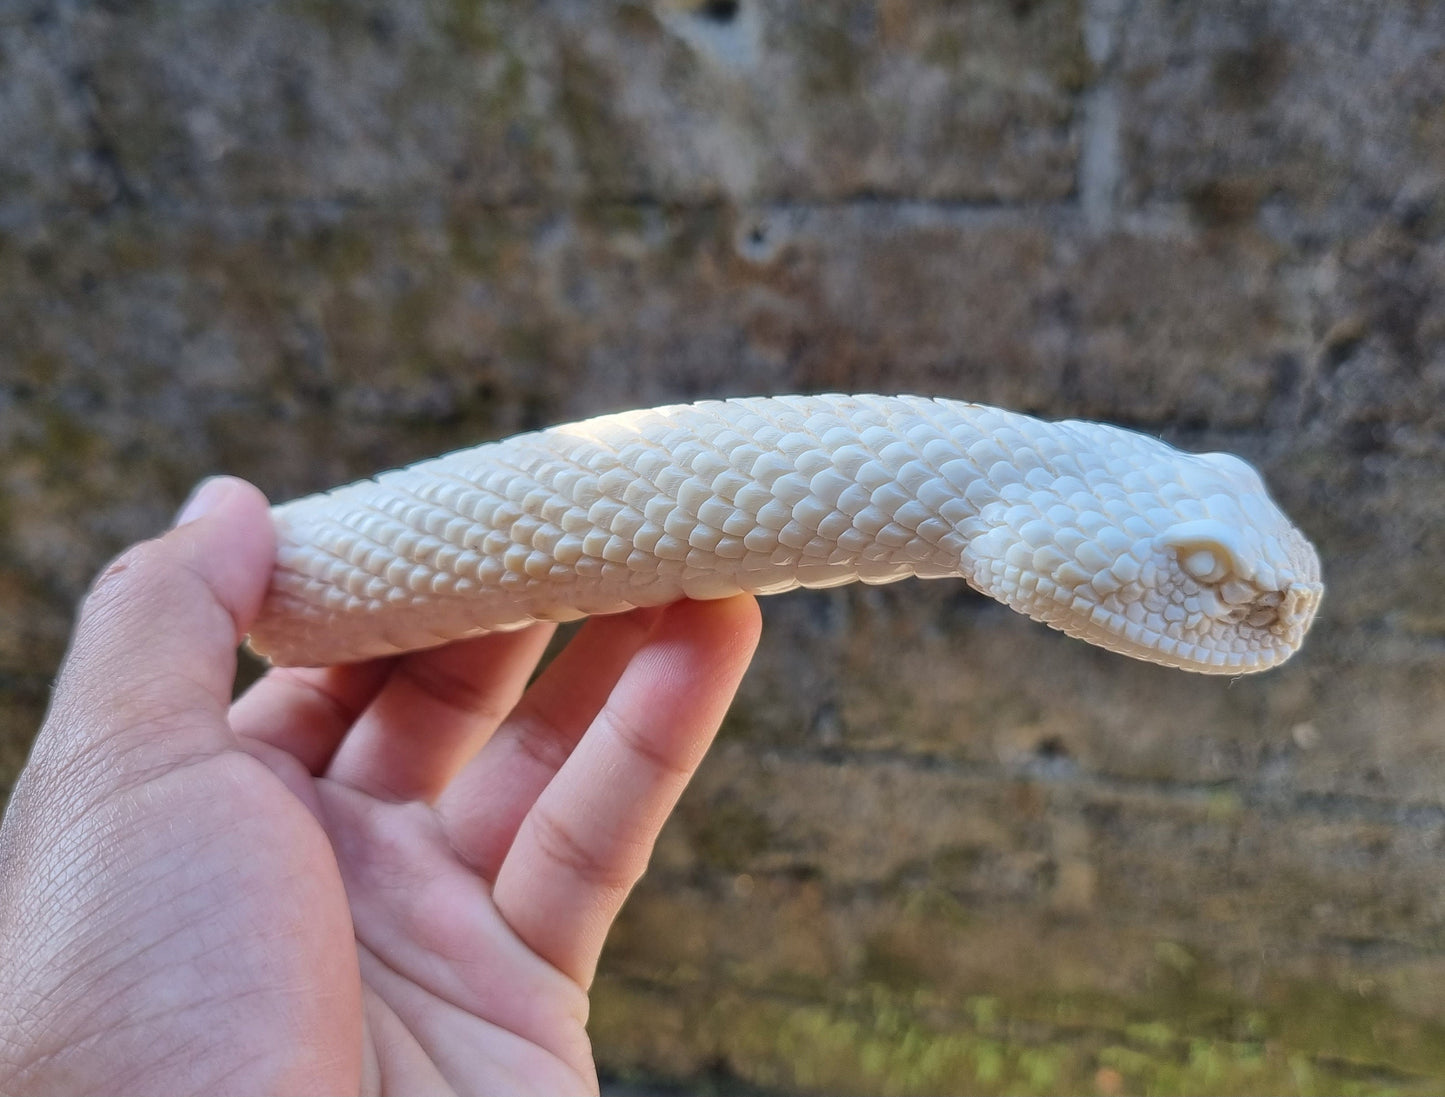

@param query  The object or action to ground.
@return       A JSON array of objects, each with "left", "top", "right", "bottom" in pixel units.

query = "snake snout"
[{"left": 1280, "top": 579, "right": 1324, "bottom": 631}]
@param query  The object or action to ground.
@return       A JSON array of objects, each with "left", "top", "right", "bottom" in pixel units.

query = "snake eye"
[
  {"left": 1183, "top": 549, "right": 1227, "bottom": 583},
  {"left": 1160, "top": 519, "right": 1248, "bottom": 585}
]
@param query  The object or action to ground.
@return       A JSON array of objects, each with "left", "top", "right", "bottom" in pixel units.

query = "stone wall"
[{"left": 2, "top": 1, "right": 1443, "bottom": 1092}]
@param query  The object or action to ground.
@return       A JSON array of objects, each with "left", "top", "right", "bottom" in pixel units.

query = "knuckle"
[
  {"left": 507, "top": 705, "right": 578, "bottom": 775},
  {"left": 397, "top": 659, "right": 512, "bottom": 727},
  {"left": 530, "top": 806, "right": 638, "bottom": 896},
  {"left": 83, "top": 538, "right": 167, "bottom": 620},
  {"left": 273, "top": 668, "right": 361, "bottom": 729},
  {"left": 597, "top": 707, "right": 692, "bottom": 783}
]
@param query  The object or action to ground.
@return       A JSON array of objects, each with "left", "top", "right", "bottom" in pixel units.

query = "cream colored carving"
[{"left": 248, "top": 395, "right": 1323, "bottom": 673}]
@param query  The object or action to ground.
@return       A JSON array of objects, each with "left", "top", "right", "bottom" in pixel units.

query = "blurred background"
[{"left": 2, "top": 1, "right": 1444, "bottom": 1093}]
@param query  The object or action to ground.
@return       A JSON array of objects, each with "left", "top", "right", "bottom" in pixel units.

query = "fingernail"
[{"left": 172, "top": 477, "right": 226, "bottom": 529}]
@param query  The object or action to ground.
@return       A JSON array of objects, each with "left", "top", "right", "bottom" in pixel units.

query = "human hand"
[{"left": 0, "top": 476, "right": 761, "bottom": 1096}]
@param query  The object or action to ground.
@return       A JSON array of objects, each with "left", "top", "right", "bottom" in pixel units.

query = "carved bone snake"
[{"left": 247, "top": 394, "right": 1322, "bottom": 674}]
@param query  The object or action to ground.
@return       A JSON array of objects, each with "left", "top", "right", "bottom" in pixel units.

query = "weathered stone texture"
[{"left": 2, "top": 1, "right": 1443, "bottom": 1093}]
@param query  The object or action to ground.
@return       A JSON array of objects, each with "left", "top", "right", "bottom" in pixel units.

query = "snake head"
[
  {"left": 1151, "top": 512, "right": 1324, "bottom": 671},
  {"left": 967, "top": 433, "right": 1323, "bottom": 674}
]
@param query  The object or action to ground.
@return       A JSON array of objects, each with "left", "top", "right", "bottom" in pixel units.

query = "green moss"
[
  {"left": 446, "top": 208, "right": 504, "bottom": 277},
  {"left": 556, "top": 42, "right": 630, "bottom": 192},
  {"left": 1154, "top": 939, "right": 1199, "bottom": 977},
  {"left": 15, "top": 351, "right": 60, "bottom": 389},
  {"left": 1204, "top": 787, "right": 1245, "bottom": 820},
  {"left": 441, "top": 0, "right": 501, "bottom": 54},
  {"left": 1187, "top": 178, "right": 1266, "bottom": 231},
  {"left": 922, "top": 28, "right": 965, "bottom": 69},
  {"left": 40, "top": 407, "right": 100, "bottom": 462},
  {"left": 792, "top": 15, "right": 861, "bottom": 98},
  {"left": 1125, "top": 1020, "right": 1177, "bottom": 1049},
  {"left": 592, "top": 940, "right": 1445, "bottom": 1096},
  {"left": 716, "top": 693, "right": 768, "bottom": 744},
  {"left": 685, "top": 800, "right": 774, "bottom": 872},
  {"left": 499, "top": 321, "right": 556, "bottom": 367},
  {"left": 305, "top": 222, "right": 374, "bottom": 281},
  {"left": 927, "top": 842, "right": 990, "bottom": 882},
  {"left": 898, "top": 882, "right": 977, "bottom": 930},
  {"left": 388, "top": 281, "right": 441, "bottom": 353},
  {"left": 577, "top": 200, "right": 648, "bottom": 238},
  {"left": 104, "top": 220, "right": 164, "bottom": 273},
  {"left": 1212, "top": 37, "right": 1289, "bottom": 111},
  {"left": 291, "top": 0, "right": 351, "bottom": 34},
  {"left": 25, "top": 407, "right": 107, "bottom": 499},
  {"left": 613, "top": 2, "right": 662, "bottom": 41},
  {"left": 859, "top": 934, "right": 926, "bottom": 993},
  {"left": 1039, "top": 0, "right": 1092, "bottom": 94}
]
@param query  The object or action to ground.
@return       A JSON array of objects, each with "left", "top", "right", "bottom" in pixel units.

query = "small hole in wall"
[
  {"left": 696, "top": 0, "right": 739, "bottom": 23},
  {"left": 735, "top": 216, "right": 780, "bottom": 265},
  {"left": 1036, "top": 735, "right": 1070, "bottom": 759}
]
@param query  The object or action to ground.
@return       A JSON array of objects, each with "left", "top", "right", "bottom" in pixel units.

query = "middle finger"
[
  {"left": 436, "top": 605, "right": 665, "bottom": 879},
  {"left": 325, "top": 623, "right": 557, "bottom": 803}
]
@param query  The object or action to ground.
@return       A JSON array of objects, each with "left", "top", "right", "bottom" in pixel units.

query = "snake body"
[{"left": 247, "top": 394, "right": 1322, "bottom": 673}]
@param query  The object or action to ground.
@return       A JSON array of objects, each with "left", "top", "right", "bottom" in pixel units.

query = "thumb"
[{"left": 45, "top": 476, "right": 276, "bottom": 763}]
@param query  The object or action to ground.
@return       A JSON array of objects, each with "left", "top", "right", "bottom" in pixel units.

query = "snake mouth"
[
  {"left": 1034, "top": 578, "right": 1323, "bottom": 675},
  {"left": 1062, "top": 616, "right": 1289, "bottom": 674}
]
